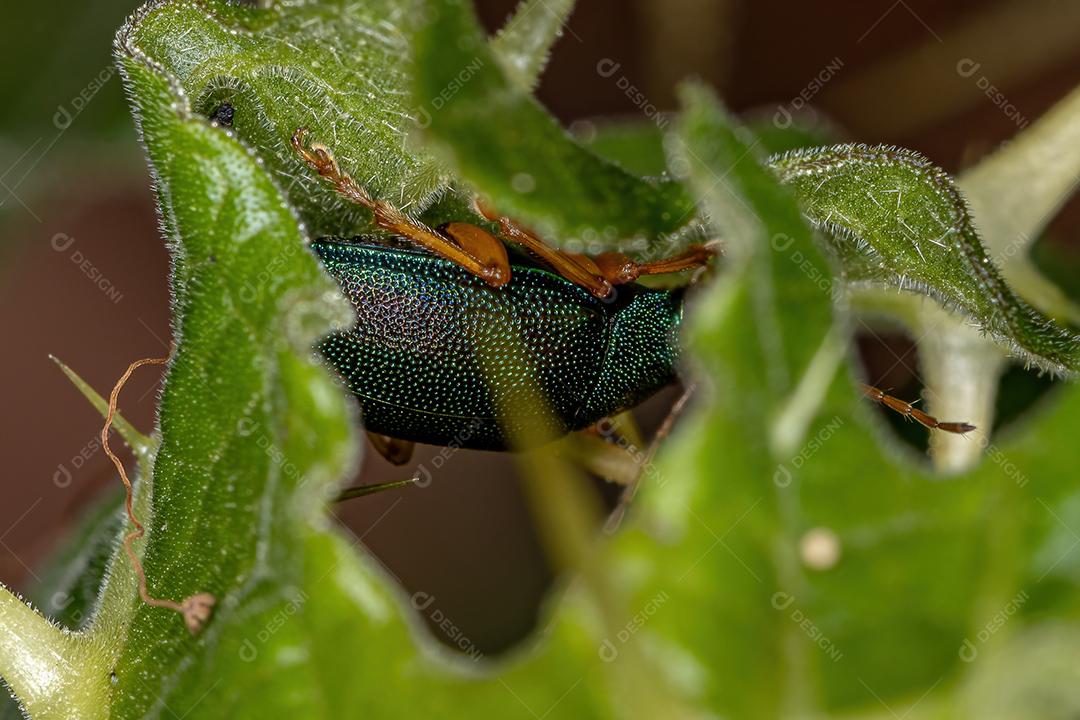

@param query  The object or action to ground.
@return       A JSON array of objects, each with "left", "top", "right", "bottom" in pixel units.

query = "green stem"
[
  {"left": 770, "top": 328, "right": 845, "bottom": 458},
  {"left": 918, "top": 302, "right": 1006, "bottom": 474},
  {"left": 0, "top": 587, "right": 109, "bottom": 720},
  {"left": 959, "top": 83, "right": 1080, "bottom": 324}
]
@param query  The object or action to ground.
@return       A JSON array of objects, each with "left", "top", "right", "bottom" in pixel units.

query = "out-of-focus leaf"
[
  {"left": 769, "top": 144, "right": 1080, "bottom": 374},
  {"left": 578, "top": 108, "right": 844, "bottom": 180},
  {"left": 959, "top": 83, "right": 1080, "bottom": 326},
  {"left": 575, "top": 119, "right": 669, "bottom": 177},
  {"left": 26, "top": 492, "right": 123, "bottom": 635},
  {"left": 413, "top": 0, "right": 698, "bottom": 253},
  {"left": 0, "top": 0, "right": 136, "bottom": 141},
  {"left": 604, "top": 84, "right": 1080, "bottom": 718},
  {"left": 744, "top": 109, "right": 845, "bottom": 155},
  {"left": 491, "top": 0, "right": 576, "bottom": 90},
  {"left": 5, "top": 2, "right": 1080, "bottom": 719},
  {"left": 669, "top": 84, "right": 836, "bottom": 391}
]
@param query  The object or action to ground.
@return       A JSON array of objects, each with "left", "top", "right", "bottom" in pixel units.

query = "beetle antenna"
[
  {"left": 859, "top": 383, "right": 976, "bottom": 435},
  {"left": 335, "top": 478, "right": 418, "bottom": 503}
]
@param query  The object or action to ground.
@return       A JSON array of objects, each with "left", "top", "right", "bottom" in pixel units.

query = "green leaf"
[
  {"left": 576, "top": 119, "right": 669, "bottom": 176},
  {"left": 620, "top": 83, "right": 847, "bottom": 718},
  {"left": 0, "top": 13, "right": 631, "bottom": 718},
  {"left": 117, "top": 0, "right": 449, "bottom": 240},
  {"left": 491, "top": 0, "right": 576, "bottom": 90},
  {"left": 608, "top": 84, "right": 1080, "bottom": 719},
  {"left": 97, "top": 49, "right": 365, "bottom": 716},
  {"left": 7, "top": 2, "right": 1080, "bottom": 719},
  {"left": 769, "top": 144, "right": 1080, "bottom": 374},
  {"left": 669, "top": 84, "right": 837, "bottom": 405},
  {"left": 412, "top": 0, "right": 698, "bottom": 252}
]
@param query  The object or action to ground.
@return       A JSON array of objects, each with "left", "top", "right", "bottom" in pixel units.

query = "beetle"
[
  {"left": 313, "top": 237, "right": 975, "bottom": 468},
  {"left": 203, "top": 106, "right": 975, "bottom": 467},
  {"left": 314, "top": 237, "right": 685, "bottom": 456}
]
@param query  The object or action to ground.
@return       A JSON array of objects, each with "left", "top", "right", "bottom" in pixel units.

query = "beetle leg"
[
  {"left": 473, "top": 199, "right": 614, "bottom": 298},
  {"left": 292, "top": 128, "right": 510, "bottom": 287},
  {"left": 567, "top": 412, "right": 649, "bottom": 486},
  {"left": 366, "top": 432, "right": 416, "bottom": 465},
  {"left": 496, "top": 218, "right": 614, "bottom": 298},
  {"left": 439, "top": 222, "right": 510, "bottom": 282},
  {"left": 475, "top": 198, "right": 715, "bottom": 296},
  {"left": 860, "top": 384, "right": 976, "bottom": 434},
  {"left": 593, "top": 246, "right": 716, "bottom": 286},
  {"left": 566, "top": 433, "right": 641, "bottom": 486}
]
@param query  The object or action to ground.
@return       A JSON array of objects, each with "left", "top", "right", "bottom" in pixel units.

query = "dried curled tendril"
[{"left": 102, "top": 355, "right": 215, "bottom": 635}]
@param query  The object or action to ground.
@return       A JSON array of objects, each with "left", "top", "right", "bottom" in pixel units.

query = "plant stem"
[
  {"left": 918, "top": 302, "right": 1006, "bottom": 474},
  {"left": 0, "top": 587, "right": 108, "bottom": 720},
  {"left": 959, "top": 83, "right": 1080, "bottom": 326}
]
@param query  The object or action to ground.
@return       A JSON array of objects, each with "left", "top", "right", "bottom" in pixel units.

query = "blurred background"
[{"left": 1, "top": 0, "right": 1078, "bottom": 658}]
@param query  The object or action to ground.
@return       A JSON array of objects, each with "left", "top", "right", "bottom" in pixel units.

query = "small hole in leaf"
[{"left": 209, "top": 103, "right": 235, "bottom": 127}]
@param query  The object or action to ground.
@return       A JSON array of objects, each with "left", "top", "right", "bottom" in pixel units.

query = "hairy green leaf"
[
  {"left": 117, "top": 0, "right": 448, "bottom": 240},
  {"left": 413, "top": 0, "right": 698, "bottom": 253},
  {"left": 102, "top": 49, "right": 364, "bottom": 717},
  {"left": 5, "top": 3, "right": 1080, "bottom": 720},
  {"left": 491, "top": 0, "right": 576, "bottom": 90},
  {"left": 769, "top": 144, "right": 1080, "bottom": 374},
  {"left": 611, "top": 85, "right": 1080, "bottom": 719}
]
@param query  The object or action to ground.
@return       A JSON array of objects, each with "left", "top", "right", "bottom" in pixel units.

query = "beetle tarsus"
[{"left": 860, "top": 383, "right": 976, "bottom": 435}]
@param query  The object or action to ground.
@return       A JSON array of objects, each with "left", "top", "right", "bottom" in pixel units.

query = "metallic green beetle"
[{"left": 314, "top": 239, "right": 685, "bottom": 451}]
